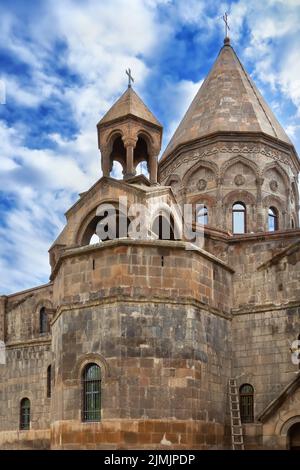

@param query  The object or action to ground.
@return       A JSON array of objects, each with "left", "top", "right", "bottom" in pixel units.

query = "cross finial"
[
  {"left": 126, "top": 68, "right": 134, "bottom": 88},
  {"left": 222, "top": 12, "right": 230, "bottom": 40}
]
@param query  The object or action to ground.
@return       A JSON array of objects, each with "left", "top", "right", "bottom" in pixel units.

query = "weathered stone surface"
[{"left": 0, "top": 37, "right": 299, "bottom": 451}]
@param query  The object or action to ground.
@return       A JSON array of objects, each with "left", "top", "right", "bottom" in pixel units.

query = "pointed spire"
[
  {"left": 161, "top": 41, "right": 292, "bottom": 161},
  {"left": 98, "top": 86, "right": 162, "bottom": 128}
]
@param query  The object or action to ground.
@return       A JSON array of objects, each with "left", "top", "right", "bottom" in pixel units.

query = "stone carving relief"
[
  {"left": 197, "top": 179, "right": 207, "bottom": 191},
  {"left": 159, "top": 142, "right": 294, "bottom": 181},
  {"left": 269, "top": 180, "right": 278, "bottom": 192},
  {"left": 264, "top": 167, "right": 287, "bottom": 196},
  {"left": 234, "top": 174, "right": 245, "bottom": 186}
]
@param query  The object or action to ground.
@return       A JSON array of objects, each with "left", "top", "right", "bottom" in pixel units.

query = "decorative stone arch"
[
  {"left": 263, "top": 162, "right": 291, "bottom": 203},
  {"left": 102, "top": 130, "right": 127, "bottom": 176},
  {"left": 223, "top": 190, "right": 256, "bottom": 207},
  {"left": 189, "top": 194, "right": 217, "bottom": 206},
  {"left": 223, "top": 190, "right": 257, "bottom": 233},
  {"left": 34, "top": 299, "right": 54, "bottom": 335},
  {"left": 263, "top": 162, "right": 290, "bottom": 191},
  {"left": 100, "top": 123, "right": 161, "bottom": 182},
  {"left": 74, "top": 352, "right": 111, "bottom": 383},
  {"left": 150, "top": 203, "right": 182, "bottom": 240},
  {"left": 280, "top": 415, "right": 300, "bottom": 437},
  {"left": 188, "top": 194, "right": 217, "bottom": 226},
  {"left": 274, "top": 414, "right": 300, "bottom": 449},
  {"left": 19, "top": 390, "right": 34, "bottom": 403},
  {"left": 262, "top": 194, "right": 285, "bottom": 211},
  {"left": 76, "top": 199, "right": 128, "bottom": 246},
  {"left": 262, "top": 194, "right": 286, "bottom": 231},
  {"left": 182, "top": 159, "right": 219, "bottom": 187},
  {"left": 106, "top": 129, "right": 125, "bottom": 151},
  {"left": 291, "top": 211, "right": 298, "bottom": 229},
  {"left": 137, "top": 129, "right": 155, "bottom": 149},
  {"left": 220, "top": 155, "right": 260, "bottom": 181}
]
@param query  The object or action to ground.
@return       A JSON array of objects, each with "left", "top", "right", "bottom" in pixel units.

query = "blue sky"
[{"left": 1, "top": 0, "right": 300, "bottom": 294}]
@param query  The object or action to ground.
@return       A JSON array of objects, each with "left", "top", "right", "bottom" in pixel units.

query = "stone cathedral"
[{"left": 0, "top": 37, "right": 300, "bottom": 450}]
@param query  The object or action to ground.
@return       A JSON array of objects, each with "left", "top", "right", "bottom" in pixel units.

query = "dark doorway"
[{"left": 289, "top": 423, "right": 300, "bottom": 450}]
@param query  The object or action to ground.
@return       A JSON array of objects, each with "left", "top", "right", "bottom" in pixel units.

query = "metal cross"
[
  {"left": 126, "top": 68, "right": 134, "bottom": 88},
  {"left": 222, "top": 12, "right": 230, "bottom": 38}
]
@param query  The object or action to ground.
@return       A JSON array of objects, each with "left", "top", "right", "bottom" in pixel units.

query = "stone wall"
[
  {"left": 4, "top": 284, "right": 53, "bottom": 343},
  {"left": 232, "top": 306, "right": 300, "bottom": 417},
  {"left": 0, "top": 284, "right": 53, "bottom": 449},
  {"left": 261, "top": 386, "right": 300, "bottom": 449},
  {"left": 50, "top": 301, "right": 231, "bottom": 449},
  {"left": 0, "top": 343, "right": 52, "bottom": 448},
  {"left": 52, "top": 240, "right": 233, "bottom": 316},
  {"left": 229, "top": 236, "right": 300, "bottom": 308}
]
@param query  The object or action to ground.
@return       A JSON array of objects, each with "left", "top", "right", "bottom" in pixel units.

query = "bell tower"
[{"left": 97, "top": 79, "right": 162, "bottom": 184}]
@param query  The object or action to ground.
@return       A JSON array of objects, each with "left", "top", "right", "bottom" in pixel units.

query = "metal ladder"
[{"left": 228, "top": 379, "right": 244, "bottom": 450}]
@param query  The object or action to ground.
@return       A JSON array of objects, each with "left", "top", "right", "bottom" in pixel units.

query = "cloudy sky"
[{"left": 1, "top": 0, "right": 300, "bottom": 294}]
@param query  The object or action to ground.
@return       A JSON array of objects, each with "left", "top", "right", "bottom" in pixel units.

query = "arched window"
[
  {"left": 239, "top": 384, "right": 254, "bottom": 423},
  {"left": 39, "top": 307, "right": 49, "bottom": 334},
  {"left": 232, "top": 202, "right": 246, "bottom": 234},
  {"left": 82, "top": 210, "right": 131, "bottom": 246},
  {"left": 197, "top": 206, "right": 208, "bottom": 225},
  {"left": 291, "top": 218, "right": 295, "bottom": 229},
  {"left": 20, "top": 398, "right": 30, "bottom": 430},
  {"left": 152, "top": 214, "right": 175, "bottom": 240},
  {"left": 82, "top": 363, "right": 101, "bottom": 422},
  {"left": 47, "top": 365, "right": 51, "bottom": 398},
  {"left": 268, "top": 207, "right": 278, "bottom": 231}
]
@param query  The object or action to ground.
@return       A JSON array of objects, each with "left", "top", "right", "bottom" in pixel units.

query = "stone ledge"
[
  {"left": 6, "top": 337, "right": 51, "bottom": 349},
  {"left": 232, "top": 300, "right": 300, "bottom": 315},
  {"left": 51, "top": 296, "right": 233, "bottom": 327},
  {"left": 50, "top": 238, "right": 234, "bottom": 281},
  {"left": 0, "top": 429, "right": 50, "bottom": 449}
]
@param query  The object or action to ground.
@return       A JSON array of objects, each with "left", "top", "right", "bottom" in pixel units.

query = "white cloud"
[
  {"left": 285, "top": 124, "right": 300, "bottom": 138},
  {"left": 0, "top": 0, "right": 171, "bottom": 293}
]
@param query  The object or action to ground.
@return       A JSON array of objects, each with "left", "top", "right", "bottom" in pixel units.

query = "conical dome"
[
  {"left": 98, "top": 86, "right": 162, "bottom": 128},
  {"left": 162, "top": 40, "right": 292, "bottom": 161}
]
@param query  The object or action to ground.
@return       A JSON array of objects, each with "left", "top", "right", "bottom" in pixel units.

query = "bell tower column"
[
  {"left": 101, "top": 147, "right": 112, "bottom": 178},
  {"left": 149, "top": 152, "right": 158, "bottom": 184},
  {"left": 123, "top": 137, "right": 137, "bottom": 179}
]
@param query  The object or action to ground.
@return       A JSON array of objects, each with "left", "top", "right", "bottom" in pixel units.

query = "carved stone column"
[
  {"left": 216, "top": 177, "right": 224, "bottom": 230},
  {"left": 123, "top": 137, "right": 137, "bottom": 179},
  {"left": 101, "top": 148, "right": 111, "bottom": 177},
  {"left": 149, "top": 153, "right": 158, "bottom": 184},
  {"left": 296, "top": 204, "right": 300, "bottom": 228},
  {"left": 256, "top": 177, "right": 264, "bottom": 232},
  {"left": 286, "top": 188, "right": 291, "bottom": 229}
]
